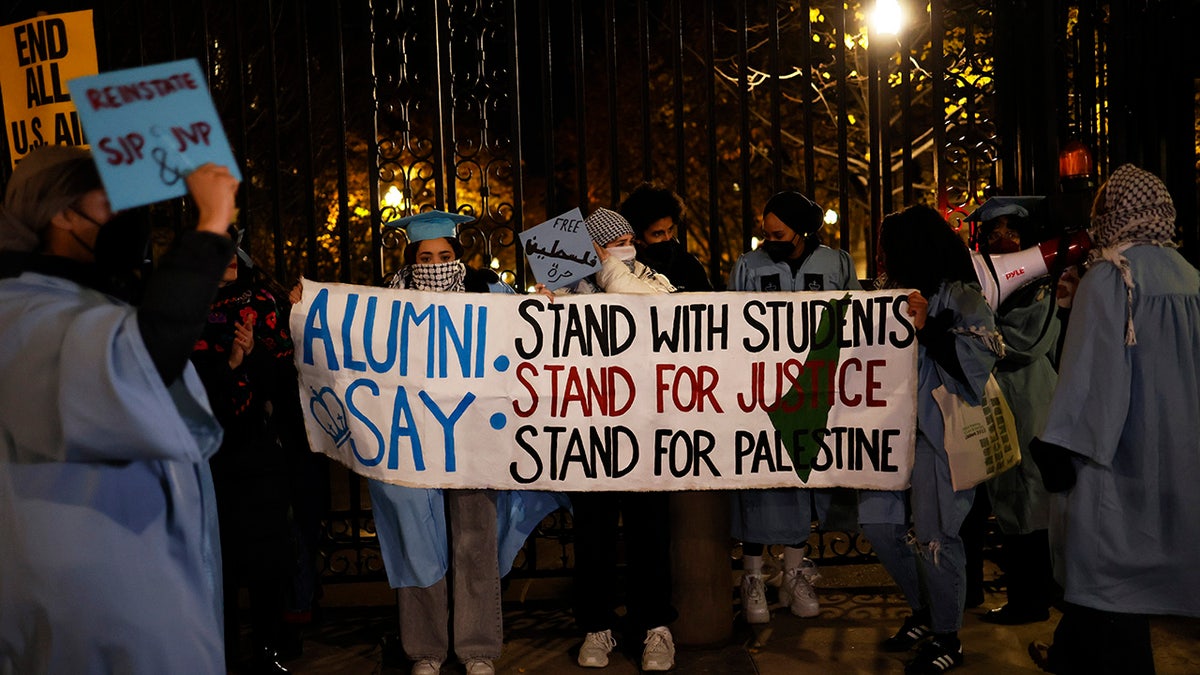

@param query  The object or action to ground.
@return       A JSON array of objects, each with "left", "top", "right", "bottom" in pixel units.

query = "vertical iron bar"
[
  {"left": 836, "top": 2, "right": 850, "bottom": 264},
  {"left": 931, "top": 0, "right": 946, "bottom": 214},
  {"left": 572, "top": 0, "right": 589, "bottom": 207},
  {"left": 638, "top": 0, "right": 652, "bottom": 181},
  {"left": 801, "top": 0, "right": 815, "bottom": 197},
  {"left": 900, "top": 27, "right": 913, "bottom": 207},
  {"left": 768, "top": 2, "right": 782, "bottom": 192},
  {"left": 509, "top": 0, "right": 527, "bottom": 290},
  {"left": 737, "top": 0, "right": 752, "bottom": 248},
  {"left": 705, "top": 0, "right": 720, "bottom": 286},
  {"left": 266, "top": 0, "right": 285, "bottom": 278},
  {"left": 606, "top": 0, "right": 620, "bottom": 205},
  {"left": 880, "top": 43, "right": 893, "bottom": 215},
  {"left": 673, "top": 0, "right": 686, "bottom": 207},
  {"left": 366, "top": 0, "right": 382, "bottom": 282},
  {"left": 539, "top": 0, "right": 556, "bottom": 216},
  {"left": 233, "top": 2, "right": 250, "bottom": 239},
  {"left": 334, "top": 0, "right": 352, "bottom": 283},
  {"left": 300, "top": 1, "right": 319, "bottom": 279},
  {"left": 433, "top": 0, "right": 453, "bottom": 209}
]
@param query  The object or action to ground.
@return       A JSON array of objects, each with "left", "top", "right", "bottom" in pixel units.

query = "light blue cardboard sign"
[
  {"left": 67, "top": 58, "right": 241, "bottom": 211},
  {"left": 519, "top": 208, "right": 601, "bottom": 290}
]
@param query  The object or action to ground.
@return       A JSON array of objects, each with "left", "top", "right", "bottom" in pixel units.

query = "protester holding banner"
[
  {"left": 189, "top": 243, "right": 305, "bottom": 674},
  {"left": 726, "top": 190, "right": 860, "bottom": 625},
  {"left": 619, "top": 182, "right": 712, "bottom": 292},
  {"left": 960, "top": 198, "right": 1059, "bottom": 625},
  {"left": 555, "top": 207, "right": 678, "bottom": 672},
  {"left": 1026, "top": 166, "right": 1200, "bottom": 674},
  {"left": 0, "top": 146, "right": 239, "bottom": 672},
  {"left": 369, "top": 210, "right": 567, "bottom": 675},
  {"left": 866, "top": 205, "right": 1002, "bottom": 674}
]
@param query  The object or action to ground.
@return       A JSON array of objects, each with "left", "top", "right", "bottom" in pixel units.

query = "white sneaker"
[
  {"left": 781, "top": 566, "right": 820, "bottom": 618},
  {"left": 411, "top": 659, "right": 441, "bottom": 675},
  {"left": 641, "top": 626, "right": 675, "bottom": 671},
  {"left": 578, "top": 629, "right": 616, "bottom": 668},
  {"left": 798, "top": 557, "right": 821, "bottom": 583},
  {"left": 740, "top": 572, "right": 769, "bottom": 624},
  {"left": 464, "top": 658, "right": 495, "bottom": 675}
]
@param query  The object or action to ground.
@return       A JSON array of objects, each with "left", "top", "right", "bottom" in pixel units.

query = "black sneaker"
[
  {"left": 905, "top": 637, "right": 964, "bottom": 674},
  {"left": 882, "top": 614, "right": 932, "bottom": 652}
]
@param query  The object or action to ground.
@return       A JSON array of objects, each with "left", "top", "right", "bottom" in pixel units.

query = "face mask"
[
  {"left": 761, "top": 240, "right": 796, "bottom": 263},
  {"left": 642, "top": 240, "right": 680, "bottom": 262},
  {"left": 607, "top": 245, "right": 637, "bottom": 262},
  {"left": 410, "top": 260, "right": 466, "bottom": 292}
]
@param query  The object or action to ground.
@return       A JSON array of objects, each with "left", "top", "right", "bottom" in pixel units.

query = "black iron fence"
[{"left": 2, "top": 0, "right": 1195, "bottom": 582}]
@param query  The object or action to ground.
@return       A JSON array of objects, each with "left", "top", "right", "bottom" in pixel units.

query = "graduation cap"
[
  {"left": 385, "top": 210, "right": 474, "bottom": 242},
  {"left": 964, "top": 196, "right": 1045, "bottom": 223}
]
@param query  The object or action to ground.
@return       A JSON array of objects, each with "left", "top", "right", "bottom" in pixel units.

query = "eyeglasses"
[{"left": 986, "top": 228, "right": 1020, "bottom": 244}]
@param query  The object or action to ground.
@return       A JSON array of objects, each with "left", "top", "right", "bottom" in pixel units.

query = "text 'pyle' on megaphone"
[{"left": 971, "top": 230, "right": 1092, "bottom": 310}]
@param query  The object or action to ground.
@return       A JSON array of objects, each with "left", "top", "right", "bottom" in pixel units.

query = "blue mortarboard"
[
  {"left": 385, "top": 210, "right": 474, "bottom": 242},
  {"left": 965, "top": 196, "right": 1045, "bottom": 223}
]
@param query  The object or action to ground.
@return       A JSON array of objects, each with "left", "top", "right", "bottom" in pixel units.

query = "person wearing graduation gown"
[
  {"left": 866, "top": 205, "right": 1003, "bottom": 674},
  {"left": 962, "top": 198, "right": 1059, "bottom": 625},
  {"left": 0, "top": 146, "right": 240, "bottom": 673},
  {"left": 726, "top": 191, "right": 860, "bottom": 625},
  {"left": 369, "top": 210, "right": 568, "bottom": 675},
  {"left": 1027, "top": 165, "right": 1200, "bottom": 675}
]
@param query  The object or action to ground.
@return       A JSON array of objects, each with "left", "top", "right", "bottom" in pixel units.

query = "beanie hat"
[
  {"left": 0, "top": 145, "right": 101, "bottom": 252},
  {"left": 763, "top": 191, "right": 823, "bottom": 238},
  {"left": 585, "top": 207, "right": 634, "bottom": 246}
]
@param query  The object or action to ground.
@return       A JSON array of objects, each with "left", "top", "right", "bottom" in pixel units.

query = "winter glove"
[{"left": 1030, "top": 437, "right": 1077, "bottom": 493}]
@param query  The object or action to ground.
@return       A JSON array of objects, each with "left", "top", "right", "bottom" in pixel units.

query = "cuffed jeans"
[{"left": 398, "top": 490, "right": 502, "bottom": 663}]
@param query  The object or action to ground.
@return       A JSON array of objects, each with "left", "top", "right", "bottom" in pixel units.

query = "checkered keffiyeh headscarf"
[
  {"left": 585, "top": 207, "right": 634, "bottom": 246},
  {"left": 408, "top": 260, "right": 466, "bottom": 292},
  {"left": 1087, "top": 164, "right": 1178, "bottom": 345}
]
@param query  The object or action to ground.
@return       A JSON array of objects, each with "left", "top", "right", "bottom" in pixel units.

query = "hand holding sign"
[
  {"left": 186, "top": 163, "right": 240, "bottom": 235},
  {"left": 519, "top": 208, "right": 602, "bottom": 290},
  {"left": 67, "top": 58, "right": 241, "bottom": 210}
]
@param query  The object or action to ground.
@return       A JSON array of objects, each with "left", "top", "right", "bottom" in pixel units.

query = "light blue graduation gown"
[
  {"left": 1040, "top": 246, "right": 1200, "bottom": 617},
  {"left": 859, "top": 281, "right": 1001, "bottom": 538},
  {"left": 367, "top": 280, "right": 568, "bottom": 589},
  {"left": 727, "top": 245, "right": 862, "bottom": 543},
  {"left": 0, "top": 273, "right": 225, "bottom": 674}
]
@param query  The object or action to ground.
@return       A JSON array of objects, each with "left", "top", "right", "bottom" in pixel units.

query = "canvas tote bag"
[{"left": 931, "top": 374, "right": 1022, "bottom": 490}]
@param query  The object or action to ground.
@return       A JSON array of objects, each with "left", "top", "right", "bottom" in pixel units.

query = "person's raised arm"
[{"left": 138, "top": 164, "right": 241, "bottom": 384}]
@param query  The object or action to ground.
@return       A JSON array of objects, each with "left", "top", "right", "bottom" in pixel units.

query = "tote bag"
[{"left": 931, "top": 374, "right": 1021, "bottom": 490}]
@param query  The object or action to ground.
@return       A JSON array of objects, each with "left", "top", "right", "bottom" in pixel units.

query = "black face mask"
[
  {"left": 641, "top": 240, "right": 680, "bottom": 263},
  {"left": 762, "top": 240, "right": 796, "bottom": 263},
  {"left": 93, "top": 209, "right": 151, "bottom": 276}
]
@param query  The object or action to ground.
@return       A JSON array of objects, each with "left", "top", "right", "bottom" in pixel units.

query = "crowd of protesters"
[{"left": 1, "top": 143, "right": 1196, "bottom": 675}]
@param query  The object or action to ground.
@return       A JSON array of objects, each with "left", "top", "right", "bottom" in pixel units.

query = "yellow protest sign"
[{"left": 0, "top": 10, "right": 98, "bottom": 166}]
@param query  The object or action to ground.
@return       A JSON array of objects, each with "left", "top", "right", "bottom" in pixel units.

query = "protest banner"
[
  {"left": 67, "top": 58, "right": 241, "bottom": 210},
  {"left": 294, "top": 281, "right": 919, "bottom": 492},
  {"left": 0, "top": 10, "right": 98, "bottom": 166},
  {"left": 519, "top": 208, "right": 602, "bottom": 290}
]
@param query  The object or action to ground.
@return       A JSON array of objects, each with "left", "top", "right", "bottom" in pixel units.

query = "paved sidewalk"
[{"left": 280, "top": 564, "right": 1200, "bottom": 674}]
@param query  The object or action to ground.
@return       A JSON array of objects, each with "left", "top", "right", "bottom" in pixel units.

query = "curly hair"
[
  {"left": 619, "top": 182, "right": 685, "bottom": 237},
  {"left": 877, "top": 205, "right": 976, "bottom": 297}
]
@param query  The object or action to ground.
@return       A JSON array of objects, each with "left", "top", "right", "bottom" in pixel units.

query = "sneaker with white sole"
[
  {"left": 641, "top": 626, "right": 675, "bottom": 671},
  {"left": 463, "top": 658, "right": 495, "bottom": 675},
  {"left": 410, "top": 659, "right": 441, "bottom": 675},
  {"left": 577, "top": 629, "right": 616, "bottom": 668},
  {"left": 781, "top": 567, "right": 820, "bottom": 617},
  {"left": 740, "top": 572, "right": 769, "bottom": 624}
]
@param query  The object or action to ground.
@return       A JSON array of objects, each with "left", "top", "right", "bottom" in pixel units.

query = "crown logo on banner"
[{"left": 310, "top": 386, "right": 352, "bottom": 448}]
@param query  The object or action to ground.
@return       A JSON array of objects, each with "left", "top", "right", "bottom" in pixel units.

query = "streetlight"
[{"left": 870, "top": 0, "right": 905, "bottom": 36}]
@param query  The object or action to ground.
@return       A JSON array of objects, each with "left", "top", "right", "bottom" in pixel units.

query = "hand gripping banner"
[{"left": 293, "top": 280, "right": 919, "bottom": 491}]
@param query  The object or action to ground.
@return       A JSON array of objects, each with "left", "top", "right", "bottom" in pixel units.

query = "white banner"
[{"left": 293, "top": 280, "right": 919, "bottom": 491}]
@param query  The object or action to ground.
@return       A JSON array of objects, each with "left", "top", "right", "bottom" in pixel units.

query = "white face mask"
[{"left": 607, "top": 245, "right": 637, "bottom": 262}]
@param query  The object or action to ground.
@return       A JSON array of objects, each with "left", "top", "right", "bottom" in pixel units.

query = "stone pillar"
[{"left": 668, "top": 490, "right": 732, "bottom": 645}]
